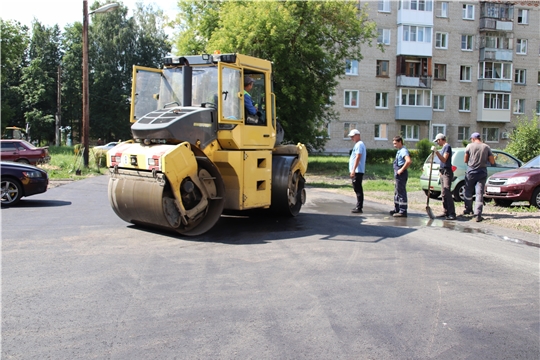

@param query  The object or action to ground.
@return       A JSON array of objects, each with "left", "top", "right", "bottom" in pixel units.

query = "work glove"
[{"left": 430, "top": 146, "right": 436, "bottom": 151}]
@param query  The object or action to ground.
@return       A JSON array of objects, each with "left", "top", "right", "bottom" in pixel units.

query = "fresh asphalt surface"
[{"left": 2, "top": 176, "right": 539, "bottom": 359}]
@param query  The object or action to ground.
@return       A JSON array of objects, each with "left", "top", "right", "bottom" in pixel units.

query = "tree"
[
  {"left": 0, "top": 20, "right": 30, "bottom": 129},
  {"left": 17, "top": 21, "right": 62, "bottom": 143},
  {"left": 174, "top": 0, "right": 378, "bottom": 150},
  {"left": 504, "top": 113, "right": 540, "bottom": 163}
]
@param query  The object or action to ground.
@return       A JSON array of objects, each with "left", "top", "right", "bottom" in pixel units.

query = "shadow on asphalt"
[{"left": 1, "top": 199, "right": 72, "bottom": 208}]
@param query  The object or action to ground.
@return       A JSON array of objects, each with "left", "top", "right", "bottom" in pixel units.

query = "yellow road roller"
[{"left": 107, "top": 53, "right": 308, "bottom": 236}]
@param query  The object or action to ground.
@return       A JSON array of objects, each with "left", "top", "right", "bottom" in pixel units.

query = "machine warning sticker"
[{"left": 193, "top": 123, "right": 212, "bottom": 128}]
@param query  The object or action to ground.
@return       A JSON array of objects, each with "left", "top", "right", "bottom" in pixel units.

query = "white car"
[{"left": 94, "top": 142, "right": 119, "bottom": 150}]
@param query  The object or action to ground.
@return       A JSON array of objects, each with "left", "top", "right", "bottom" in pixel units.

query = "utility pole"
[{"left": 56, "top": 65, "right": 62, "bottom": 146}]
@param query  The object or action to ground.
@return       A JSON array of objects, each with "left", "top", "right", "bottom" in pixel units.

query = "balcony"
[
  {"left": 395, "top": 106, "right": 432, "bottom": 121},
  {"left": 479, "top": 48, "right": 513, "bottom": 62},
  {"left": 479, "top": 18, "right": 513, "bottom": 32},
  {"left": 396, "top": 75, "right": 432, "bottom": 88},
  {"left": 477, "top": 79, "right": 512, "bottom": 92}
]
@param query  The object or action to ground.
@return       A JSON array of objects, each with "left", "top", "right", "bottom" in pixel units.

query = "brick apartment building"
[{"left": 323, "top": 0, "right": 540, "bottom": 154}]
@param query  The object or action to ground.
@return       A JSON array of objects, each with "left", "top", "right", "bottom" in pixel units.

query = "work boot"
[
  {"left": 351, "top": 208, "right": 363, "bottom": 214},
  {"left": 393, "top": 212, "right": 407, "bottom": 218}
]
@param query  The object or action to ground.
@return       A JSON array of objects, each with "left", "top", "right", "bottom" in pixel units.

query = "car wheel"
[
  {"left": 453, "top": 181, "right": 465, "bottom": 202},
  {"left": 16, "top": 159, "right": 30, "bottom": 164},
  {"left": 530, "top": 187, "right": 540, "bottom": 209},
  {"left": 494, "top": 199, "right": 512, "bottom": 207},
  {"left": 1, "top": 177, "right": 23, "bottom": 206}
]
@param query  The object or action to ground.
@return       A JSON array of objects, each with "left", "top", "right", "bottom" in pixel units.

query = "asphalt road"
[{"left": 2, "top": 175, "right": 539, "bottom": 359}]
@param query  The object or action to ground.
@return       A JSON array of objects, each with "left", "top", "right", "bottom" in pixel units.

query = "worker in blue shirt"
[{"left": 391, "top": 135, "right": 412, "bottom": 217}]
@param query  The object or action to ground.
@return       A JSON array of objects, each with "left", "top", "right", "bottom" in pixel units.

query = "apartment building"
[{"left": 324, "top": 0, "right": 540, "bottom": 154}]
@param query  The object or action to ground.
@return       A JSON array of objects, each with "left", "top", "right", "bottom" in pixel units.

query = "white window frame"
[
  {"left": 345, "top": 60, "right": 359, "bottom": 76},
  {"left": 459, "top": 96, "right": 471, "bottom": 112},
  {"left": 374, "top": 124, "right": 388, "bottom": 140},
  {"left": 478, "top": 61, "right": 512, "bottom": 80},
  {"left": 483, "top": 92, "right": 510, "bottom": 110},
  {"left": 401, "top": 124, "right": 420, "bottom": 140},
  {"left": 516, "top": 39, "right": 527, "bottom": 54},
  {"left": 343, "top": 122, "right": 358, "bottom": 139},
  {"left": 460, "top": 65, "right": 472, "bottom": 82},
  {"left": 517, "top": 9, "right": 528, "bottom": 24},
  {"left": 462, "top": 4, "right": 474, "bottom": 20},
  {"left": 402, "top": 25, "right": 432, "bottom": 43},
  {"left": 434, "top": 63, "right": 447, "bottom": 80},
  {"left": 436, "top": 1, "right": 448, "bottom": 17},
  {"left": 461, "top": 35, "right": 473, "bottom": 51},
  {"left": 482, "top": 127, "right": 499, "bottom": 143},
  {"left": 513, "top": 99, "right": 525, "bottom": 114},
  {"left": 377, "top": 28, "right": 391, "bottom": 45},
  {"left": 376, "top": 60, "right": 389, "bottom": 77},
  {"left": 344, "top": 90, "right": 359, "bottom": 108},
  {"left": 457, "top": 126, "right": 470, "bottom": 141},
  {"left": 397, "top": 89, "right": 432, "bottom": 107},
  {"left": 435, "top": 32, "right": 448, "bottom": 49},
  {"left": 432, "top": 124, "right": 446, "bottom": 138},
  {"left": 433, "top": 95, "right": 445, "bottom": 111},
  {"left": 378, "top": 0, "right": 391, "bottom": 13},
  {"left": 514, "top": 69, "right": 526, "bottom": 84},
  {"left": 375, "top": 92, "right": 389, "bottom": 109}
]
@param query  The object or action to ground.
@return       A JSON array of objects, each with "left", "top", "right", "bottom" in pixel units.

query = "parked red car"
[
  {"left": 0, "top": 139, "right": 50, "bottom": 165},
  {"left": 484, "top": 154, "right": 540, "bottom": 208}
]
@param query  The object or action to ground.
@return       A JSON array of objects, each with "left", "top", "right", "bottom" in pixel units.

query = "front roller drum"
[{"left": 108, "top": 158, "right": 225, "bottom": 236}]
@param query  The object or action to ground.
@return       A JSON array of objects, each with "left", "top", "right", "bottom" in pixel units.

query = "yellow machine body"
[{"left": 107, "top": 53, "right": 308, "bottom": 236}]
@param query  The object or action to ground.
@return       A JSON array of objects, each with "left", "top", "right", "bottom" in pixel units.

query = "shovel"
[{"left": 426, "top": 149, "right": 436, "bottom": 219}]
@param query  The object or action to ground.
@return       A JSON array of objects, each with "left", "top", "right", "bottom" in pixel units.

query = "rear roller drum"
[{"left": 271, "top": 155, "right": 306, "bottom": 217}]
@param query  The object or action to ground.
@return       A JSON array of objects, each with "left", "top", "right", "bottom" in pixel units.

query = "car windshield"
[
  {"left": 523, "top": 155, "right": 540, "bottom": 169},
  {"left": 19, "top": 140, "right": 37, "bottom": 149}
]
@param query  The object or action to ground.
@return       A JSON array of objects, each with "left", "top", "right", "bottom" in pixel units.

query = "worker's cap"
[
  {"left": 244, "top": 76, "right": 254, "bottom": 86},
  {"left": 470, "top": 132, "right": 481, "bottom": 139},
  {"left": 347, "top": 129, "right": 360, "bottom": 137},
  {"left": 433, "top": 133, "right": 445, "bottom": 142}
]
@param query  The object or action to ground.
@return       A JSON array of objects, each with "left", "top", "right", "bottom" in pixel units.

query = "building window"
[
  {"left": 538, "top": 71, "right": 540, "bottom": 85},
  {"left": 376, "top": 60, "right": 389, "bottom": 77},
  {"left": 376, "top": 92, "right": 389, "bottom": 108},
  {"left": 517, "top": 9, "right": 528, "bottom": 24},
  {"left": 460, "top": 65, "right": 472, "bottom": 81},
  {"left": 434, "top": 64, "right": 446, "bottom": 80},
  {"left": 403, "top": 25, "right": 432, "bottom": 43},
  {"left": 377, "top": 29, "right": 391, "bottom": 45},
  {"left": 459, "top": 96, "right": 471, "bottom": 111},
  {"left": 479, "top": 62, "right": 512, "bottom": 80},
  {"left": 462, "top": 4, "right": 474, "bottom": 20},
  {"left": 433, "top": 95, "right": 445, "bottom": 110},
  {"left": 401, "top": 125, "right": 420, "bottom": 140},
  {"left": 458, "top": 126, "right": 470, "bottom": 141},
  {"left": 346, "top": 60, "right": 359, "bottom": 75},
  {"left": 461, "top": 35, "right": 473, "bottom": 51},
  {"left": 482, "top": 128, "right": 499, "bottom": 142},
  {"left": 400, "top": 0, "right": 434, "bottom": 11},
  {"left": 536, "top": 101, "right": 540, "bottom": 115},
  {"left": 514, "top": 69, "right": 526, "bottom": 84},
  {"left": 436, "top": 1, "right": 448, "bottom": 17},
  {"left": 432, "top": 124, "right": 446, "bottom": 137},
  {"left": 516, "top": 39, "right": 527, "bottom": 54},
  {"left": 374, "top": 124, "right": 388, "bottom": 139},
  {"left": 343, "top": 123, "right": 358, "bottom": 139},
  {"left": 483, "top": 93, "right": 510, "bottom": 110},
  {"left": 513, "top": 99, "right": 525, "bottom": 114},
  {"left": 378, "top": 0, "right": 390, "bottom": 12},
  {"left": 397, "top": 89, "right": 431, "bottom": 106},
  {"left": 435, "top": 32, "right": 448, "bottom": 49},
  {"left": 344, "top": 90, "right": 359, "bottom": 108}
]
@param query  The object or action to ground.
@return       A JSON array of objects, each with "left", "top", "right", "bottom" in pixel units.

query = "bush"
[
  {"left": 504, "top": 113, "right": 540, "bottom": 163},
  {"left": 415, "top": 138, "right": 432, "bottom": 162}
]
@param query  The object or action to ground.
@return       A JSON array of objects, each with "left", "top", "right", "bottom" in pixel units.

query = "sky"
[{"left": 1, "top": 0, "right": 178, "bottom": 31}]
